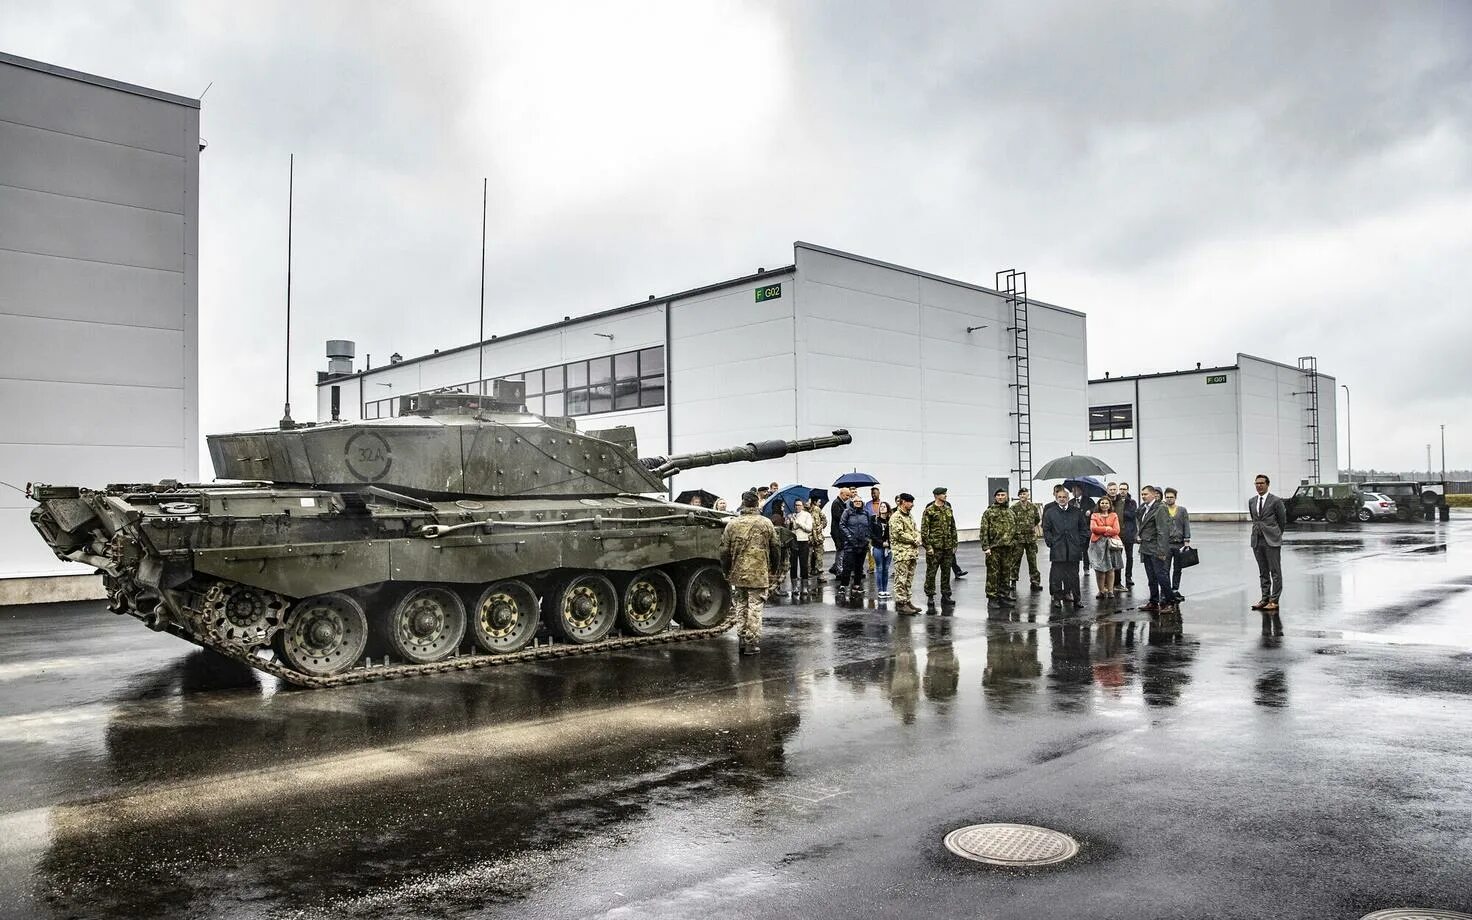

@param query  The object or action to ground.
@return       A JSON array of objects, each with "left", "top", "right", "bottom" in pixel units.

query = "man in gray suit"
[{"left": 1249, "top": 473, "right": 1287, "bottom": 612}]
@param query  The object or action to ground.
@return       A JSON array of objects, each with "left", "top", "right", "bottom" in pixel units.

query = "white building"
[
  {"left": 0, "top": 53, "right": 200, "bottom": 603},
  {"left": 1086, "top": 355, "right": 1339, "bottom": 517},
  {"left": 316, "top": 243, "right": 1091, "bottom": 534}
]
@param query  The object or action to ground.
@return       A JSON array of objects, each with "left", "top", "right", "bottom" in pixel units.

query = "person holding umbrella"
[
  {"left": 1042, "top": 483, "right": 1090, "bottom": 609},
  {"left": 838, "top": 495, "right": 873, "bottom": 599},
  {"left": 921, "top": 487, "right": 959, "bottom": 608}
]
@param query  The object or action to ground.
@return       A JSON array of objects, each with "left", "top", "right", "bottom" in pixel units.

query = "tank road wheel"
[
  {"left": 675, "top": 564, "right": 730, "bottom": 628},
  {"left": 277, "top": 593, "right": 369, "bottom": 677},
  {"left": 470, "top": 580, "right": 540, "bottom": 654},
  {"left": 546, "top": 573, "right": 618, "bottom": 644},
  {"left": 386, "top": 587, "right": 468, "bottom": 664},
  {"left": 619, "top": 568, "right": 677, "bottom": 637}
]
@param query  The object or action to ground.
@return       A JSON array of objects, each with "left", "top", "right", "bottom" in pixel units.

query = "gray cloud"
[{"left": 3, "top": 0, "right": 1469, "bottom": 472}]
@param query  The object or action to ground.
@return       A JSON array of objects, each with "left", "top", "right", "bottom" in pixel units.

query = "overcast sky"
[{"left": 5, "top": 0, "right": 1470, "bottom": 473}]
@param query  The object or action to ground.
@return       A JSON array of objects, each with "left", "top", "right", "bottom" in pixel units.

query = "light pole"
[
  {"left": 1341, "top": 384, "right": 1352, "bottom": 477},
  {"left": 1427, "top": 444, "right": 1433, "bottom": 479},
  {"left": 1441, "top": 424, "right": 1446, "bottom": 480}
]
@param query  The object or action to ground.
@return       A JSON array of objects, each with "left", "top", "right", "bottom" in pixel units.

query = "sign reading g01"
[
  {"left": 1205, "top": 374, "right": 1228, "bottom": 385},
  {"left": 755, "top": 283, "right": 782, "bottom": 303}
]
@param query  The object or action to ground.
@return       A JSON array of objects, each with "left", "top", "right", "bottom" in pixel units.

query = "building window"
[
  {"left": 1089, "top": 404, "right": 1133, "bottom": 441},
  {"left": 366, "top": 346, "right": 668, "bottom": 421}
]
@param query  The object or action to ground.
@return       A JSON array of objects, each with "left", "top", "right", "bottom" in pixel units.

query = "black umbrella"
[
  {"left": 832, "top": 471, "right": 880, "bottom": 487},
  {"left": 674, "top": 489, "right": 720, "bottom": 508},
  {"left": 1035, "top": 453, "right": 1116, "bottom": 480}
]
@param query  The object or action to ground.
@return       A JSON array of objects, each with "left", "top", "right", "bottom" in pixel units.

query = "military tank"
[{"left": 29, "top": 381, "right": 851, "bottom": 687}]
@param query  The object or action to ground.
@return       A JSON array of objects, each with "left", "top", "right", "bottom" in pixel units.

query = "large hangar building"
[
  {"left": 315, "top": 243, "right": 1091, "bottom": 533},
  {"left": 0, "top": 53, "right": 200, "bottom": 603},
  {"left": 1087, "top": 355, "right": 1339, "bottom": 517}
]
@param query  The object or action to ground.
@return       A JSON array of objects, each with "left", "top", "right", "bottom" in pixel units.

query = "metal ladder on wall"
[
  {"left": 1298, "top": 355, "right": 1321, "bottom": 481},
  {"left": 999, "top": 270, "right": 1032, "bottom": 492}
]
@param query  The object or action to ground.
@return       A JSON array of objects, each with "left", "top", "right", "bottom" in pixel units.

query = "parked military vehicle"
[
  {"left": 1356, "top": 480, "right": 1449, "bottom": 522},
  {"left": 29, "top": 383, "right": 852, "bottom": 687},
  {"left": 1285, "top": 481, "right": 1362, "bottom": 523}
]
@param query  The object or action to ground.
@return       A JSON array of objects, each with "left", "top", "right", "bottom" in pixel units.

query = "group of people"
[
  {"left": 1031, "top": 481, "right": 1192, "bottom": 614},
  {"left": 719, "top": 473, "right": 1288, "bottom": 656}
]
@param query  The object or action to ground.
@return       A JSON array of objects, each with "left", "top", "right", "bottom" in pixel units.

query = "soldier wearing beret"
[
  {"left": 889, "top": 493, "right": 922, "bottom": 614},
  {"left": 921, "top": 486, "right": 958, "bottom": 608},
  {"left": 721, "top": 490, "right": 779, "bottom": 654}
]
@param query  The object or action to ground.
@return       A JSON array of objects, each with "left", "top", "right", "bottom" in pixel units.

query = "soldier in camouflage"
[
  {"left": 1010, "top": 487, "right": 1044, "bottom": 593},
  {"left": 980, "top": 488, "right": 1019, "bottom": 608},
  {"left": 809, "top": 496, "right": 828, "bottom": 583},
  {"left": 921, "top": 486, "right": 958, "bottom": 607},
  {"left": 889, "top": 493, "right": 922, "bottom": 615},
  {"left": 721, "top": 490, "right": 779, "bottom": 655}
]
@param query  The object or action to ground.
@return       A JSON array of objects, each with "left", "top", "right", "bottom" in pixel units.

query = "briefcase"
[{"left": 1178, "top": 546, "right": 1200, "bottom": 568}]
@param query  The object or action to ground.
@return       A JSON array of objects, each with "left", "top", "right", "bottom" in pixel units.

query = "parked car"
[
  {"left": 1357, "top": 480, "right": 1450, "bottom": 521},
  {"left": 1286, "top": 482, "right": 1363, "bottom": 523},
  {"left": 1358, "top": 492, "right": 1397, "bottom": 522}
]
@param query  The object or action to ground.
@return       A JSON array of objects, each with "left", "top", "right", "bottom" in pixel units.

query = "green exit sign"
[
  {"left": 755, "top": 283, "right": 782, "bottom": 303},
  {"left": 1206, "top": 374, "right": 1228, "bottom": 385}
]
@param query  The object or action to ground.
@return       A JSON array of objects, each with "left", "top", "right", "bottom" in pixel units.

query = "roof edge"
[
  {"left": 793, "top": 241, "right": 1087, "bottom": 318},
  {"left": 0, "top": 50, "right": 201, "bottom": 108},
  {"left": 1088, "top": 364, "right": 1240, "bottom": 385},
  {"left": 330, "top": 264, "right": 795, "bottom": 383}
]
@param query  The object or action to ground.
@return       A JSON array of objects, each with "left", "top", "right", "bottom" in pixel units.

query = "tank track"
[{"left": 162, "top": 615, "right": 739, "bottom": 690}]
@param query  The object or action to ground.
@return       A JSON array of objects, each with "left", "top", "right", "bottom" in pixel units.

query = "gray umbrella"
[{"left": 1035, "top": 453, "right": 1116, "bottom": 480}]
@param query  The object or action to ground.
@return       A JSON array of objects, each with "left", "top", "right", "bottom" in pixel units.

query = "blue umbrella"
[
  {"left": 1062, "top": 476, "right": 1107, "bottom": 498},
  {"left": 832, "top": 471, "right": 880, "bottom": 487},
  {"left": 763, "top": 484, "right": 825, "bottom": 515}
]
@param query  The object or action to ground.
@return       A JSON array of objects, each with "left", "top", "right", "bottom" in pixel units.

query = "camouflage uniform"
[
  {"left": 1010, "top": 498, "right": 1043, "bottom": 589},
  {"left": 810, "top": 505, "right": 827, "bottom": 581},
  {"left": 980, "top": 503, "right": 1019, "bottom": 599},
  {"left": 889, "top": 507, "right": 922, "bottom": 608},
  {"left": 769, "top": 521, "right": 795, "bottom": 595},
  {"left": 721, "top": 507, "right": 777, "bottom": 649},
  {"left": 921, "top": 500, "right": 958, "bottom": 600}
]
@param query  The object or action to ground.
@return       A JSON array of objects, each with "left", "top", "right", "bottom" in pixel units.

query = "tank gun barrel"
[{"left": 643, "top": 429, "right": 851, "bottom": 478}]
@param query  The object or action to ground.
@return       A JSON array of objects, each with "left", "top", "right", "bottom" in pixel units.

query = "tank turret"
[{"left": 208, "top": 385, "right": 851, "bottom": 499}]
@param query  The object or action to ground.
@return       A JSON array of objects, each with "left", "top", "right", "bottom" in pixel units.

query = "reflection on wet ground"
[{"left": 2, "top": 519, "right": 1471, "bottom": 918}]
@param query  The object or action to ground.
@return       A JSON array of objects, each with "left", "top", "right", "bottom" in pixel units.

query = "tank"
[{"left": 28, "top": 382, "right": 852, "bottom": 687}]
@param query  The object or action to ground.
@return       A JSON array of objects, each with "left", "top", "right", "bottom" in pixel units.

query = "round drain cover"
[
  {"left": 943, "top": 823, "right": 1079, "bottom": 867},
  {"left": 1362, "top": 912, "right": 1472, "bottom": 920}
]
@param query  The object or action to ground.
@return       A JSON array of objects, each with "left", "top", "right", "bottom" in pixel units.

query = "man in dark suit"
[
  {"left": 1136, "top": 485, "right": 1173, "bottom": 613},
  {"left": 1042, "top": 484, "right": 1090, "bottom": 609},
  {"left": 1249, "top": 473, "right": 1287, "bottom": 612}
]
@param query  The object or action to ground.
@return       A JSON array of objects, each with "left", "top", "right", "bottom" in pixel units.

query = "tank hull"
[{"left": 30, "top": 482, "right": 735, "bottom": 686}]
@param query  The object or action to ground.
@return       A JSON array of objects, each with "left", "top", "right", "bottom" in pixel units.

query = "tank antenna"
[
  {"left": 279, "top": 153, "right": 296, "bottom": 430},
  {"left": 477, "top": 176, "right": 487, "bottom": 397}
]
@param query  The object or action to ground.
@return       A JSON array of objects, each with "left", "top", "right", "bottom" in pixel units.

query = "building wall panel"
[
  {"left": 0, "top": 249, "right": 184, "bottom": 329},
  {"left": 0, "top": 185, "right": 184, "bottom": 272},
  {"left": 0, "top": 313, "right": 184, "bottom": 388},
  {"left": 0, "top": 119, "right": 186, "bottom": 212}
]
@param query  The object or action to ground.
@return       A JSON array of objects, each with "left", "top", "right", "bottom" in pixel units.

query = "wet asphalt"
[{"left": 0, "top": 520, "right": 1470, "bottom": 919}]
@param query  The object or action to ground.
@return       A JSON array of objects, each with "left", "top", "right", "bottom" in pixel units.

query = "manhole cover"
[
  {"left": 943, "top": 823, "right": 1079, "bottom": 867},
  {"left": 1362, "top": 911, "right": 1472, "bottom": 920}
]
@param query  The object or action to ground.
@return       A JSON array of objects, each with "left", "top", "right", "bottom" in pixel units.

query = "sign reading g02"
[{"left": 755, "top": 283, "right": 782, "bottom": 303}]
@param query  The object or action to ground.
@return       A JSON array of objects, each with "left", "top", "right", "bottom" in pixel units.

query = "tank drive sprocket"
[{"left": 196, "top": 582, "right": 289, "bottom": 651}]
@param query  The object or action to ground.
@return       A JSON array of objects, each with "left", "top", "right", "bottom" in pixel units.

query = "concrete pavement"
[{"left": 0, "top": 519, "right": 1469, "bottom": 918}]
